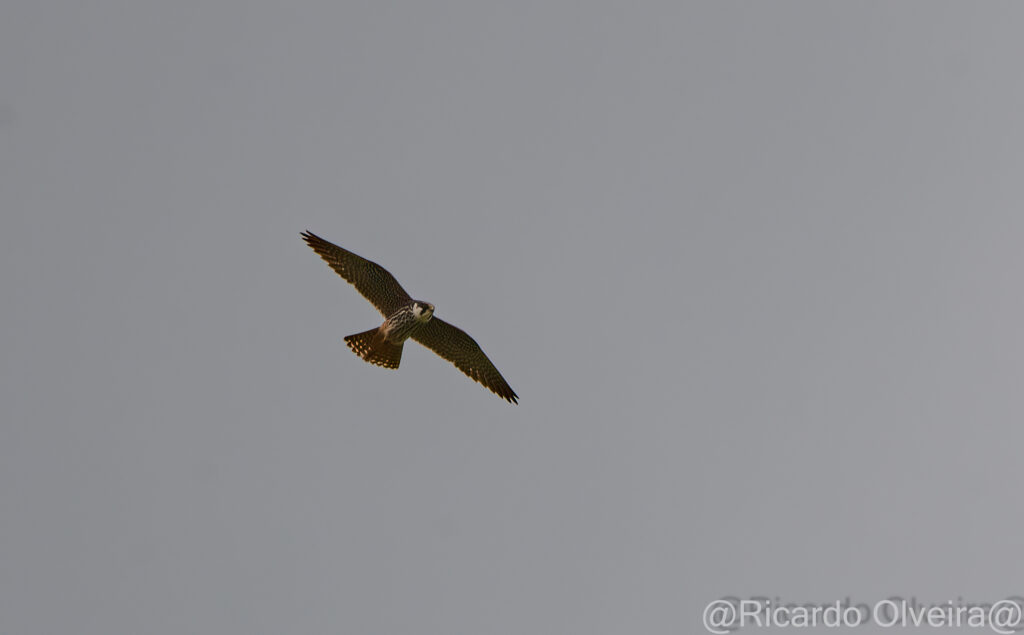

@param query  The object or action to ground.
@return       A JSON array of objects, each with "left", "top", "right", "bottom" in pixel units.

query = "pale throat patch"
[{"left": 413, "top": 302, "right": 435, "bottom": 322}]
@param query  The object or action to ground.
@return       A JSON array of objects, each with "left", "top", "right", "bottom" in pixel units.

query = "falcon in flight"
[{"left": 301, "top": 231, "right": 518, "bottom": 404}]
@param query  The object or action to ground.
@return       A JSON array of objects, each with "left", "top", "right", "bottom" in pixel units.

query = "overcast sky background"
[{"left": 3, "top": 3, "right": 1023, "bottom": 634}]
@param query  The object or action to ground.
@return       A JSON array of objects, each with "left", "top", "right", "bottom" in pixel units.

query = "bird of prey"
[{"left": 301, "top": 231, "right": 518, "bottom": 404}]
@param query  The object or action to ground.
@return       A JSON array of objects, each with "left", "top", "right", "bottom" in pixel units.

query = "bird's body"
[
  {"left": 380, "top": 301, "right": 435, "bottom": 344},
  {"left": 343, "top": 301, "right": 433, "bottom": 370},
  {"left": 301, "top": 231, "right": 518, "bottom": 403}
]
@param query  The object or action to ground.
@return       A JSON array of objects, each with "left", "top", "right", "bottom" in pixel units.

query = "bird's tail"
[{"left": 344, "top": 327, "right": 403, "bottom": 369}]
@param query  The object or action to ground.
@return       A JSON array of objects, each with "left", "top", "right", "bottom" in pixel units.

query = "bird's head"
[{"left": 412, "top": 301, "right": 435, "bottom": 322}]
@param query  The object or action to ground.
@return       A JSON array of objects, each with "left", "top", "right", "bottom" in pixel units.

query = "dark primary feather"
[
  {"left": 412, "top": 317, "right": 518, "bottom": 404},
  {"left": 301, "top": 231, "right": 412, "bottom": 317}
]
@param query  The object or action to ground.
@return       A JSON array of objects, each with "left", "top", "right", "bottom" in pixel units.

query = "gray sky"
[{"left": 2, "top": 2, "right": 1023, "bottom": 634}]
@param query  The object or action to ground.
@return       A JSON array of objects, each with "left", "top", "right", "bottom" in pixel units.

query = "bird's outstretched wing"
[
  {"left": 412, "top": 317, "right": 518, "bottom": 404},
  {"left": 301, "top": 231, "right": 412, "bottom": 317}
]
